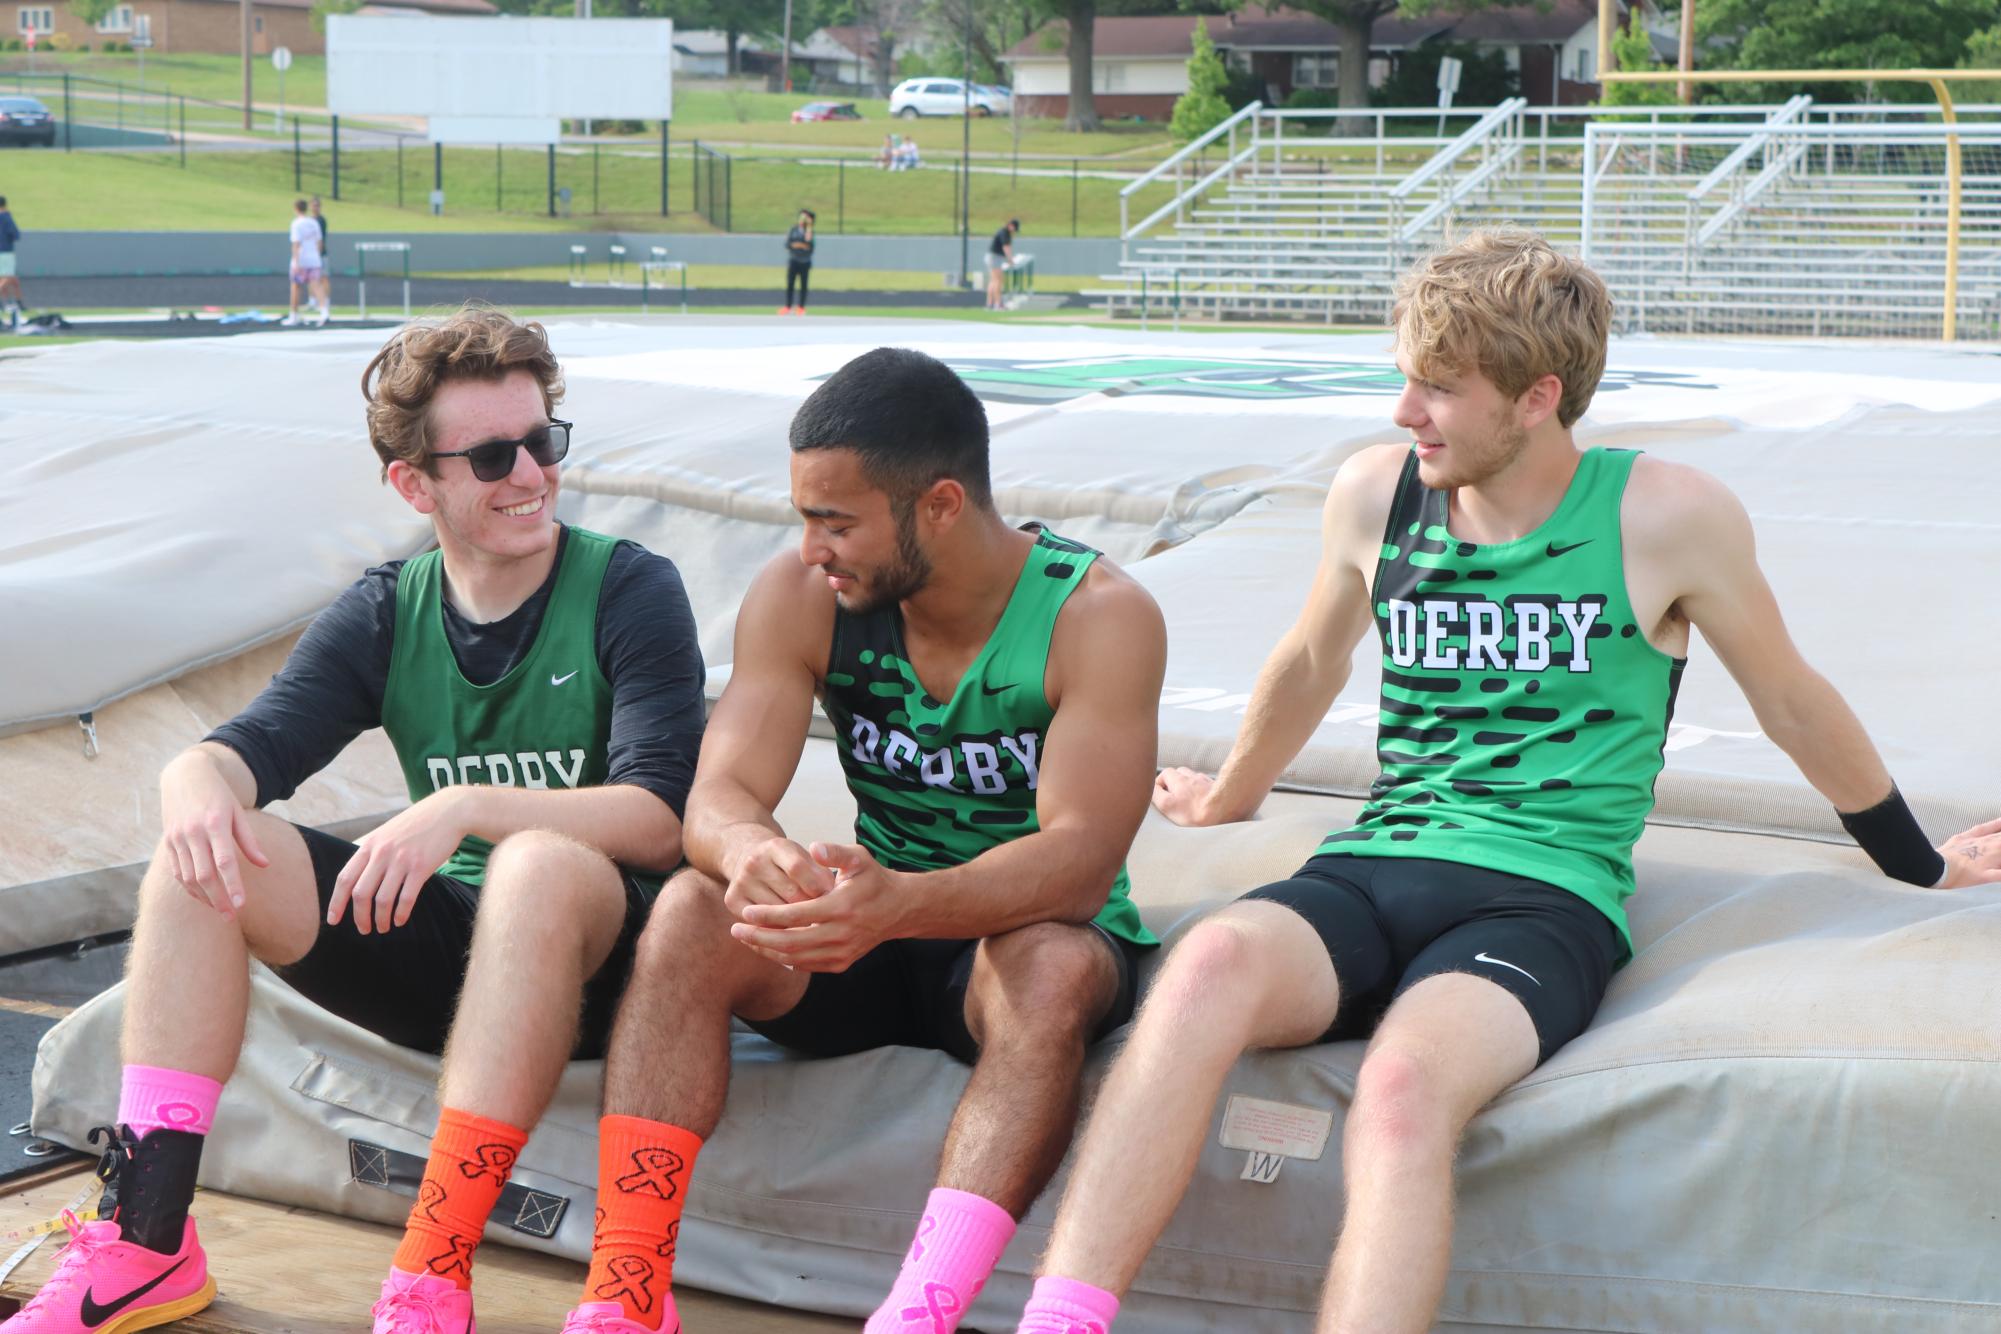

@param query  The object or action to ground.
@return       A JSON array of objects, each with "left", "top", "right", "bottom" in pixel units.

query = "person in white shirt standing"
[{"left": 285, "top": 199, "right": 327, "bottom": 327}]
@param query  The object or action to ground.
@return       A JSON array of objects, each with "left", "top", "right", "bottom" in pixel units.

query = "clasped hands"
[{"left": 725, "top": 838, "right": 907, "bottom": 972}]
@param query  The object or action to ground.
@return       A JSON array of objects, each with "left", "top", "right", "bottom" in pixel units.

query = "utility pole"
[
  {"left": 577, "top": 0, "right": 593, "bottom": 136},
  {"left": 241, "top": 0, "right": 252, "bottom": 130},
  {"left": 1678, "top": 0, "right": 1696, "bottom": 105},
  {"left": 781, "top": 0, "right": 794, "bottom": 93},
  {"left": 959, "top": 0, "right": 972, "bottom": 287}
]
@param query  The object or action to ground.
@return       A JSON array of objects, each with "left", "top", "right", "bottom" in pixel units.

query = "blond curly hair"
[
  {"left": 361, "top": 305, "right": 565, "bottom": 478},
  {"left": 1392, "top": 229, "right": 1611, "bottom": 428}
]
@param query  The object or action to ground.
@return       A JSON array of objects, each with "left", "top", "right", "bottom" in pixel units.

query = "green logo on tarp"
[{"left": 938, "top": 356, "right": 1714, "bottom": 405}]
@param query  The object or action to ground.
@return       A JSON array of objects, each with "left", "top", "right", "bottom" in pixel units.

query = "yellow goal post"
[{"left": 1596, "top": 0, "right": 2001, "bottom": 339}]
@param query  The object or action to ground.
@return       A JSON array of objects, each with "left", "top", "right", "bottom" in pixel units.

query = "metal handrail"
[
  {"left": 1688, "top": 96, "right": 1813, "bottom": 201},
  {"left": 1388, "top": 97, "right": 1528, "bottom": 200},
  {"left": 1124, "top": 141, "right": 1260, "bottom": 249},
  {"left": 1695, "top": 136, "right": 1813, "bottom": 246},
  {"left": 1398, "top": 141, "right": 1524, "bottom": 241},
  {"left": 1119, "top": 101, "right": 1264, "bottom": 250},
  {"left": 1120, "top": 100, "right": 1262, "bottom": 201}
]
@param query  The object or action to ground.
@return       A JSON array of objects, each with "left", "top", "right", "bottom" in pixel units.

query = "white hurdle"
[{"left": 354, "top": 241, "right": 412, "bottom": 320}]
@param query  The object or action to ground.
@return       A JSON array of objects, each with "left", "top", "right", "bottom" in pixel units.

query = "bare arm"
[
  {"left": 682, "top": 553, "right": 830, "bottom": 902},
  {"left": 1661, "top": 465, "right": 1999, "bottom": 887},
  {"left": 732, "top": 570, "right": 1169, "bottom": 968},
  {"left": 452, "top": 784, "right": 679, "bottom": 871},
  {"left": 1155, "top": 446, "right": 1392, "bottom": 826},
  {"left": 1666, "top": 470, "right": 1891, "bottom": 810},
  {"left": 158, "top": 741, "right": 269, "bottom": 915},
  {"left": 899, "top": 574, "right": 1166, "bottom": 936}
]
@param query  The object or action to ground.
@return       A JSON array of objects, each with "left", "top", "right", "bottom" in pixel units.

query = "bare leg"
[
  {"left": 122, "top": 810, "right": 322, "bottom": 1081},
  {"left": 1039, "top": 902, "right": 1338, "bottom": 1294},
  {"left": 436, "top": 830, "right": 628, "bottom": 1129},
  {"left": 939, "top": 923, "right": 1122, "bottom": 1217},
  {"left": 1316, "top": 972, "right": 1537, "bottom": 1334},
  {"left": 599, "top": 868, "right": 806, "bottom": 1134}
]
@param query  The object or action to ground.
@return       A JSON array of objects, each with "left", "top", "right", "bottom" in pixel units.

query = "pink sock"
[
  {"left": 1016, "top": 1275, "right": 1121, "bottom": 1333},
  {"left": 864, "top": 1187, "right": 1017, "bottom": 1334},
  {"left": 118, "top": 1064, "right": 223, "bottom": 1137}
]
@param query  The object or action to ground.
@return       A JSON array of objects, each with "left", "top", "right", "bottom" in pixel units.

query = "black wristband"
[{"left": 1838, "top": 786, "right": 1945, "bottom": 887}]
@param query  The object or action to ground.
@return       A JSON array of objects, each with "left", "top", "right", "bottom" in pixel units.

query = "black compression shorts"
[
  {"left": 1241, "top": 854, "right": 1626, "bottom": 1063},
  {"left": 744, "top": 923, "right": 1148, "bottom": 1066},
  {"left": 273, "top": 824, "right": 655, "bottom": 1057}
]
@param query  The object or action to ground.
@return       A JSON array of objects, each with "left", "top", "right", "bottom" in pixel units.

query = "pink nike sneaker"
[
  {"left": 558, "top": 1299, "right": 679, "bottom": 1333},
  {"left": 0, "top": 1209, "right": 214, "bottom": 1334},
  {"left": 372, "top": 1267, "right": 476, "bottom": 1334}
]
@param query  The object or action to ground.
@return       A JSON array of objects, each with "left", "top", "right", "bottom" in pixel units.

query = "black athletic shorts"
[
  {"left": 1241, "top": 854, "right": 1627, "bottom": 1063},
  {"left": 744, "top": 923, "right": 1149, "bottom": 1066},
  {"left": 272, "top": 824, "right": 655, "bottom": 1058}
]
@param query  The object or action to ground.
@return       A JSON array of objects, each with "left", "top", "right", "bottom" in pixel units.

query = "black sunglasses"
[{"left": 430, "top": 419, "right": 572, "bottom": 482}]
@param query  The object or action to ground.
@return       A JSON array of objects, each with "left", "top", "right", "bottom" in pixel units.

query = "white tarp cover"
[
  {"left": 34, "top": 741, "right": 2001, "bottom": 1331},
  {"left": 16, "top": 322, "right": 2001, "bottom": 1326}
]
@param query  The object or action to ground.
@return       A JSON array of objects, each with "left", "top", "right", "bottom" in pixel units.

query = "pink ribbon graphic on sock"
[
  {"left": 898, "top": 1280, "right": 962, "bottom": 1331},
  {"left": 156, "top": 1101, "right": 204, "bottom": 1129},
  {"left": 907, "top": 1213, "right": 937, "bottom": 1263}
]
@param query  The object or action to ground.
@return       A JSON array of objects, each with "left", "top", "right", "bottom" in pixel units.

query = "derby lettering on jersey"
[
  {"left": 849, "top": 717, "right": 1043, "bottom": 795},
  {"left": 1385, "top": 597, "right": 1602, "bottom": 673},
  {"left": 424, "top": 748, "right": 589, "bottom": 793}
]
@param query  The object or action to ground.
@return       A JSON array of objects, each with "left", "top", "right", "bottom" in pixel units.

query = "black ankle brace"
[{"left": 91, "top": 1123, "right": 205, "bottom": 1255}]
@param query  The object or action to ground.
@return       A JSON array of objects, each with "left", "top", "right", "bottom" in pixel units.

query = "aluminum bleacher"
[{"left": 1092, "top": 101, "right": 2001, "bottom": 340}]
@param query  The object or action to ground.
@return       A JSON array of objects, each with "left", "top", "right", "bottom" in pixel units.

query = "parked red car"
[{"left": 791, "top": 101, "right": 863, "bottom": 124}]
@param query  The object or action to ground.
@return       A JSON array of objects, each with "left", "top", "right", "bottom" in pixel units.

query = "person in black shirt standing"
[
  {"left": 986, "top": 217, "right": 1019, "bottom": 311},
  {"left": 782, "top": 208, "right": 815, "bottom": 315}
]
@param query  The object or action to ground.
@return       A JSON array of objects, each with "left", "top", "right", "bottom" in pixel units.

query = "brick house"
[
  {"left": 1001, "top": 1, "right": 1675, "bottom": 121},
  {"left": 12, "top": 0, "right": 493, "bottom": 58}
]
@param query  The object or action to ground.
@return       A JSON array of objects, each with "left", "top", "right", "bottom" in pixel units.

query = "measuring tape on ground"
[{"left": 0, "top": 1179, "right": 103, "bottom": 1287}]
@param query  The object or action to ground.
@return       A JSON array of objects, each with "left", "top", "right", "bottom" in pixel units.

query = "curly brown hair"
[
  {"left": 361, "top": 305, "right": 565, "bottom": 479},
  {"left": 1392, "top": 229, "right": 1611, "bottom": 428}
]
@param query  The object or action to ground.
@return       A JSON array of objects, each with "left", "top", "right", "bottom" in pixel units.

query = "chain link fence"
[{"left": 7, "top": 68, "right": 1168, "bottom": 236}]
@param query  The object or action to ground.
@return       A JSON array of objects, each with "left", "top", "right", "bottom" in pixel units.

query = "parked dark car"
[
  {"left": 0, "top": 97, "right": 56, "bottom": 147},
  {"left": 791, "top": 101, "right": 863, "bottom": 124}
]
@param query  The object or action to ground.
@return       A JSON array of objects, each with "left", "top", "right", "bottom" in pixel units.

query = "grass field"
[
  {"left": 3, "top": 56, "right": 1173, "bottom": 157},
  {"left": 7, "top": 139, "right": 1179, "bottom": 236}
]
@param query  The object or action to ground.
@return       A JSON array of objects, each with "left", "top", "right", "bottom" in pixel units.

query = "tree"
[
  {"left": 1693, "top": 0, "right": 2001, "bottom": 103},
  {"left": 1284, "top": 1, "right": 1539, "bottom": 135},
  {"left": 1371, "top": 37, "right": 1517, "bottom": 108},
  {"left": 1960, "top": 23, "right": 2001, "bottom": 102},
  {"left": 923, "top": 0, "right": 1042, "bottom": 85},
  {"left": 1601, "top": 21, "right": 1676, "bottom": 106},
  {"left": 66, "top": 0, "right": 117, "bottom": 25},
  {"left": 1039, "top": 0, "right": 1232, "bottom": 134},
  {"left": 1170, "top": 19, "right": 1231, "bottom": 142}
]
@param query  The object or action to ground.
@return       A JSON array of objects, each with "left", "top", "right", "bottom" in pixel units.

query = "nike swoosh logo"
[
  {"left": 1545, "top": 540, "right": 1592, "bottom": 558},
  {"left": 550, "top": 670, "right": 579, "bottom": 686},
  {"left": 79, "top": 1256, "right": 189, "bottom": 1326},
  {"left": 980, "top": 680, "right": 1016, "bottom": 697},
  {"left": 1473, "top": 952, "right": 1540, "bottom": 986}
]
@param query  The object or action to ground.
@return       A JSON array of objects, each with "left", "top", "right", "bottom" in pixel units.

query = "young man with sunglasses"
[{"left": 1, "top": 308, "right": 707, "bottom": 1334}]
